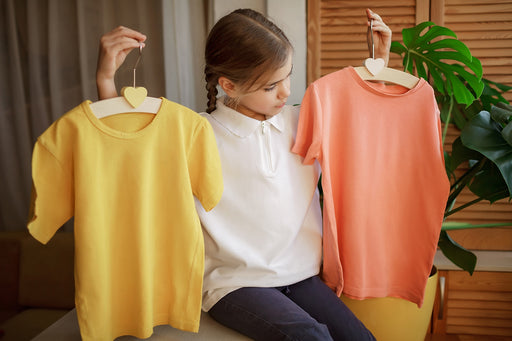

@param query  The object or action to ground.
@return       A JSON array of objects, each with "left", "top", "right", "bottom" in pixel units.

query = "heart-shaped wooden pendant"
[
  {"left": 121, "top": 86, "right": 148, "bottom": 108},
  {"left": 364, "top": 58, "right": 385, "bottom": 76}
]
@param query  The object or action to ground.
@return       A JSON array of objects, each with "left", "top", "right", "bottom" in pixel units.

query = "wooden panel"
[
  {"left": 448, "top": 228, "right": 512, "bottom": 251},
  {"left": 459, "top": 336, "right": 512, "bottom": 341},
  {"left": 309, "top": 0, "right": 419, "bottom": 79},
  {"left": 449, "top": 307, "right": 512, "bottom": 319},
  {"left": 449, "top": 292, "right": 512, "bottom": 303},
  {"left": 433, "top": 271, "right": 512, "bottom": 337},
  {"left": 447, "top": 326, "right": 512, "bottom": 337},
  {"left": 446, "top": 22, "right": 512, "bottom": 34},
  {"left": 307, "top": 0, "right": 321, "bottom": 84},
  {"left": 448, "top": 0, "right": 512, "bottom": 4},
  {"left": 448, "top": 271, "right": 512, "bottom": 291},
  {"left": 431, "top": 0, "right": 446, "bottom": 26},
  {"left": 449, "top": 299, "right": 512, "bottom": 311},
  {"left": 443, "top": 0, "right": 512, "bottom": 103},
  {"left": 416, "top": 0, "right": 430, "bottom": 23},
  {"left": 307, "top": 0, "right": 512, "bottom": 93},
  {"left": 445, "top": 4, "right": 512, "bottom": 14}
]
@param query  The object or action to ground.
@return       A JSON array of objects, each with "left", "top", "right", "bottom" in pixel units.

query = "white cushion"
[{"left": 33, "top": 309, "right": 251, "bottom": 341}]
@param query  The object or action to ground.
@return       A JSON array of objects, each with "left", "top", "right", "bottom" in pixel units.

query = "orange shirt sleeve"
[{"left": 292, "top": 85, "right": 322, "bottom": 165}]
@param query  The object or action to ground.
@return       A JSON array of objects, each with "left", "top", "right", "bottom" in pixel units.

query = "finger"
[
  {"left": 100, "top": 36, "right": 145, "bottom": 61},
  {"left": 106, "top": 38, "right": 144, "bottom": 53},
  {"left": 366, "top": 8, "right": 383, "bottom": 24},
  {"left": 369, "top": 19, "right": 390, "bottom": 31},
  {"left": 370, "top": 22, "right": 391, "bottom": 33},
  {"left": 100, "top": 28, "right": 146, "bottom": 56},
  {"left": 108, "top": 26, "right": 147, "bottom": 43}
]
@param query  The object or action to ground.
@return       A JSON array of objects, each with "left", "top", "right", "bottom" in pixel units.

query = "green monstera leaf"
[
  {"left": 438, "top": 230, "right": 477, "bottom": 275},
  {"left": 461, "top": 106, "right": 512, "bottom": 198},
  {"left": 480, "top": 81, "right": 512, "bottom": 112},
  {"left": 442, "top": 105, "right": 512, "bottom": 275},
  {"left": 391, "top": 22, "right": 484, "bottom": 107},
  {"left": 438, "top": 80, "right": 512, "bottom": 132}
]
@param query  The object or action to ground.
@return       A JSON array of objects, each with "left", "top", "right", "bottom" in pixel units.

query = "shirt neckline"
[
  {"left": 346, "top": 66, "right": 426, "bottom": 97},
  {"left": 211, "top": 97, "right": 284, "bottom": 137},
  {"left": 82, "top": 98, "right": 165, "bottom": 139}
]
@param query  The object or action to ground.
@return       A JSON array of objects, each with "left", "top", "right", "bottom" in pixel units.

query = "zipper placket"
[{"left": 261, "top": 121, "right": 274, "bottom": 172}]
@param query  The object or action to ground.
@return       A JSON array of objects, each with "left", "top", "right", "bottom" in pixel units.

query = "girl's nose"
[{"left": 278, "top": 80, "right": 291, "bottom": 99}]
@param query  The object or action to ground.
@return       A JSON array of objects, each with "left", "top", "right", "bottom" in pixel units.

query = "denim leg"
[
  {"left": 208, "top": 286, "right": 333, "bottom": 341},
  {"left": 285, "top": 276, "right": 376, "bottom": 341}
]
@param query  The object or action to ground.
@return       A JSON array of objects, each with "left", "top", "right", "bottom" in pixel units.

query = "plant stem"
[
  {"left": 449, "top": 159, "right": 486, "bottom": 192},
  {"left": 446, "top": 159, "right": 486, "bottom": 212},
  {"left": 445, "top": 197, "right": 485, "bottom": 217},
  {"left": 404, "top": 51, "right": 411, "bottom": 73},
  {"left": 442, "top": 96, "right": 455, "bottom": 144},
  {"left": 443, "top": 222, "right": 512, "bottom": 230},
  {"left": 445, "top": 188, "right": 510, "bottom": 218}
]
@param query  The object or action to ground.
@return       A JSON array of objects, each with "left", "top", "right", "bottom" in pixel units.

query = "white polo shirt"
[{"left": 196, "top": 99, "right": 323, "bottom": 311}]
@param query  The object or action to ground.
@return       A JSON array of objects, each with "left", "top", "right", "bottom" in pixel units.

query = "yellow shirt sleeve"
[
  {"left": 28, "top": 140, "right": 73, "bottom": 244},
  {"left": 188, "top": 119, "right": 223, "bottom": 212}
]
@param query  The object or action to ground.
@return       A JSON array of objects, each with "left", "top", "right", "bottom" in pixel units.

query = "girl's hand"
[
  {"left": 366, "top": 9, "right": 392, "bottom": 66},
  {"left": 96, "top": 26, "right": 147, "bottom": 100}
]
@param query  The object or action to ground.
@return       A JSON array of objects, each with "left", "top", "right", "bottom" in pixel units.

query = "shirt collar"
[{"left": 211, "top": 97, "right": 284, "bottom": 137}]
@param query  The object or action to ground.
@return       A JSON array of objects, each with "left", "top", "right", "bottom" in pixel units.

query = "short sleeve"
[
  {"left": 188, "top": 119, "right": 223, "bottom": 212},
  {"left": 291, "top": 84, "right": 323, "bottom": 164},
  {"left": 27, "top": 141, "right": 74, "bottom": 244}
]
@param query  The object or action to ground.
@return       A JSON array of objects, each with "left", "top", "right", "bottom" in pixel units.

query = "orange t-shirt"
[{"left": 292, "top": 67, "right": 449, "bottom": 307}]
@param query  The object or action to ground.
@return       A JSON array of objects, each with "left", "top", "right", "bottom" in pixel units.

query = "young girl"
[{"left": 97, "top": 8, "right": 391, "bottom": 341}]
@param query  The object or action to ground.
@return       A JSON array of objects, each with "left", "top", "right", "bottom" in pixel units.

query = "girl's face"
[{"left": 232, "top": 53, "right": 292, "bottom": 121}]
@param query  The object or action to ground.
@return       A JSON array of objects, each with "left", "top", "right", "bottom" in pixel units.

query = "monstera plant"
[{"left": 391, "top": 22, "right": 512, "bottom": 274}]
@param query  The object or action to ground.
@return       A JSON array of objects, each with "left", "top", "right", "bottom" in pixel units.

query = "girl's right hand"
[{"left": 96, "top": 26, "right": 147, "bottom": 100}]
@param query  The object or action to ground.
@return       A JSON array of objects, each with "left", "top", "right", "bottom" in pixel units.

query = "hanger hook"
[
  {"left": 369, "top": 19, "right": 375, "bottom": 59},
  {"left": 132, "top": 43, "right": 143, "bottom": 88}
]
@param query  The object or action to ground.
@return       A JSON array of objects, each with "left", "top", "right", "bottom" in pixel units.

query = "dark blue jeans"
[{"left": 208, "top": 276, "right": 376, "bottom": 341}]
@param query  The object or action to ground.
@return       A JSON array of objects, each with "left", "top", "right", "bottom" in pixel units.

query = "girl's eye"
[{"left": 264, "top": 85, "right": 276, "bottom": 92}]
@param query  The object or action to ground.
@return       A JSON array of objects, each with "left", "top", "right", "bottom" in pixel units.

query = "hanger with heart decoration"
[
  {"left": 354, "top": 19, "right": 419, "bottom": 89},
  {"left": 121, "top": 43, "right": 148, "bottom": 108},
  {"left": 363, "top": 20, "right": 386, "bottom": 76},
  {"left": 89, "top": 42, "right": 162, "bottom": 118}
]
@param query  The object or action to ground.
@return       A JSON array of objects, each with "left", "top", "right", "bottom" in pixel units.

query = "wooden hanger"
[
  {"left": 89, "top": 43, "right": 162, "bottom": 118},
  {"left": 354, "top": 20, "right": 420, "bottom": 89},
  {"left": 354, "top": 63, "right": 420, "bottom": 89}
]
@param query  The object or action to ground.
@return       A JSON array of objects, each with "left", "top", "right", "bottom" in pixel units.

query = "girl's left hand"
[
  {"left": 96, "top": 26, "right": 147, "bottom": 100},
  {"left": 366, "top": 8, "right": 392, "bottom": 66}
]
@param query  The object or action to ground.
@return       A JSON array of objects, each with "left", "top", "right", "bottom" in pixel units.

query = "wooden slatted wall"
[
  {"left": 431, "top": 0, "right": 512, "bottom": 103},
  {"left": 434, "top": 270, "right": 512, "bottom": 338},
  {"left": 307, "top": 0, "right": 422, "bottom": 84},
  {"left": 307, "top": 0, "right": 512, "bottom": 250}
]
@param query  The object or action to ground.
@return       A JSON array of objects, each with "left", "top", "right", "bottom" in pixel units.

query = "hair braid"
[
  {"left": 206, "top": 82, "right": 218, "bottom": 114},
  {"left": 204, "top": 65, "right": 218, "bottom": 114}
]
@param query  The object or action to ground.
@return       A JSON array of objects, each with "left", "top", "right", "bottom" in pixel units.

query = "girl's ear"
[{"left": 218, "top": 77, "right": 238, "bottom": 98}]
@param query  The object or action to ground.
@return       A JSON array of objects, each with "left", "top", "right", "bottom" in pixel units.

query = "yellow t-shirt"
[{"left": 28, "top": 99, "right": 223, "bottom": 340}]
